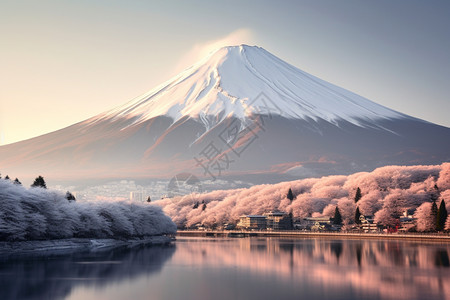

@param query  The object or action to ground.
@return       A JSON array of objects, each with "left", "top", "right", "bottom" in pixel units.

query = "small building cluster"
[
  {"left": 232, "top": 212, "right": 419, "bottom": 233},
  {"left": 194, "top": 208, "right": 423, "bottom": 232},
  {"left": 237, "top": 212, "right": 293, "bottom": 230},
  {"left": 130, "top": 191, "right": 146, "bottom": 202},
  {"left": 359, "top": 215, "right": 378, "bottom": 233},
  {"left": 130, "top": 191, "right": 151, "bottom": 203},
  {"left": 296, "top": 217, "right": 334, "bottom": 231},
  {"left": 398, "top": 209, "right": 415, "bottom": 232}
]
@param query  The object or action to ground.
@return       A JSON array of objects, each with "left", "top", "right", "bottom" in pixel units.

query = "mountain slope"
[
  {"left": 0, "top": 45, "right": 449, "bottom": 183},
  {"left": 96, "top": 45, "right": 406, "bottom": 129}
]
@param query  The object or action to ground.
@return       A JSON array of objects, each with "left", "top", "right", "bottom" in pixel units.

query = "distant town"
[
  {"left": 86, "top": 185, "right": 447, "bottom": 235},
  {"left": 188, "top": 209, "right": 417, "bottom": 234}
]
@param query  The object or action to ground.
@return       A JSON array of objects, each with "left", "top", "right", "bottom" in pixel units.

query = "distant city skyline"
[{"left": 1, "top": 0, "right": 449, "bottom": 145}]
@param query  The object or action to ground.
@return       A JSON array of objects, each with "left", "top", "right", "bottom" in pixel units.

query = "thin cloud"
[{"left": 173, "top": 28, "right": 254, "bottom": 73}]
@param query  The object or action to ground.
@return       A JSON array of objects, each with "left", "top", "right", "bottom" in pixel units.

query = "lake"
[{"left": 1, "top": 237, "right": 449, "bottom": 300}]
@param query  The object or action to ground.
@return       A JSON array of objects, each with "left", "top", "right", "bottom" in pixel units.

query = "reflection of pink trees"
[
  {"left": 173, "top": 238, "right": 450, "bottom": 300},
  {"left": 158, "top": 163, "right": 449, "bottom": 230}
]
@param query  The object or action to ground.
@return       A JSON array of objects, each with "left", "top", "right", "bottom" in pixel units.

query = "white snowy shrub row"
[
  {"left": 158, "top": 163, "right": 450, "bottom": 231},
  {"left": 0, "top": 180, "right": 176, "bottom": 241}
]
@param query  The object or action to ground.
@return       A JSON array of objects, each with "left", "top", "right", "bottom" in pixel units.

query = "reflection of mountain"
[
  {"left": 174, "top": 238, "right": 450, "bottom": 300},
  {"left": 0, "top": 245, "right": 175, "bottom": 300}
]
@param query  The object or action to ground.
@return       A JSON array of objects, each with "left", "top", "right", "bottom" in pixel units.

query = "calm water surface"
[{"left": 1, "top": 237, "right": 449, "bottom": 300}]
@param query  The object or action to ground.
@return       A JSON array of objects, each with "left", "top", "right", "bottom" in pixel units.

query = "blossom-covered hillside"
[
  {"left": 158, "top": 163, "right": 450, "bottom": 231},
  {"left": 0, "top": 179, "right": 176, "bottom": 241}
]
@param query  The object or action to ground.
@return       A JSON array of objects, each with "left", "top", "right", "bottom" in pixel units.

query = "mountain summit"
[
  {"left": 99, "top": 45, "right": 405, "bottom": 130},
  {"left": 0, "top": 45, "right": 449, "bottom": 183}
]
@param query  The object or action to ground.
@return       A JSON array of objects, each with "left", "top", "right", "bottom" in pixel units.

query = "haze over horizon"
[{"left": 1, "top": 0, "right": 449, "bottom": 145}]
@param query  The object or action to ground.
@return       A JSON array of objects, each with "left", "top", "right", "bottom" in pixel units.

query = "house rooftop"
[
  {"left": 304, "top": 217, "right": 331, "bottom": 221},
  {"left": 264, "top": 212, "right": 287, "bottom": 216}
]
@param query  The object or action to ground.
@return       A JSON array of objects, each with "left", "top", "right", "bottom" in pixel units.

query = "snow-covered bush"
[{"left": 0, "top": 180, "right": 176, "bottom": 241}]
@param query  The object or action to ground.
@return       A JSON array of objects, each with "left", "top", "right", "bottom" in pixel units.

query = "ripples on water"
[{"left": 0, "top": 238, "right": 449, "bottom": 300}]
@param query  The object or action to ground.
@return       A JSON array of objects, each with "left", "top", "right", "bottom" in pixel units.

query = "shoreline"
[
  {"left": 0, "top": 235, "right": 173, "bottom": 259},
  {"left": 176, "top": 230, "right": 450, "bottom": 242}
]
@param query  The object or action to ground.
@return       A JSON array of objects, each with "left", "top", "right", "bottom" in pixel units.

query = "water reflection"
[
  {"left": 173, "top": 238, "right": 450, "bottom": 300},
  {"left": 0, "top": 245, "right": 175, "bottom": 300},
  {"left": 1, "top": 238, "right": 449, "bottom": 300},
  {"left": 435, "top": 249, "right": 450, "bottom": 267}
]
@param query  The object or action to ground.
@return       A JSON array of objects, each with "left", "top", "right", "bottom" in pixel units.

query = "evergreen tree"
[
  {"left": 65, "top": 191, "right": 76, "bottom": 201},
  {"left": 355, "top": 207, "right": 362, "bottom": 224},
  {"left": 287, "top": 188, "right": 294, "bottom": 202},
  {"left": 192, "top": 201, "right": 199, "bottom": 209},
  {"left": 5, "top": 175, "right": 10, "bottom": 180},
  {"left": 354, "top": 187, "right": 362, "bottom": 203},
  {"left": 430, "top": 186, "right": 440, "bottom": 202},
  {"left": 31, "top": 175, "right": 47, "bottom": 189},
  {"left": 437, "top": 199, "right": 448, "bottom": 231},
  {"left": 431, "top": 200, "right": 438, "bottom": 231},
  {"left": 13, "top": 178, "right": 21, "bottom": 185},
  {"left": 333, "top": 206, "right": 342, "bottom": 225},
  {"left": 202, "top": 203, "right": 207, "bottom": 211},
  {"left": 147, "top": 196, "right": 151, "bottom": 203}
]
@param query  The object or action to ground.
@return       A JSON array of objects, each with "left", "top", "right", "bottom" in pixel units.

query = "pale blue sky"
[{"left": 1, "top": 0, "right": 449, "bottom": 145}]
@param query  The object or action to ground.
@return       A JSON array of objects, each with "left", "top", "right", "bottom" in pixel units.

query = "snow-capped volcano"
[
  {"left": 97, "top": 45, "right": 404, "bottom": 130},
  {"left": 0, "top": 45, "right": 448, "bottom": 183}
]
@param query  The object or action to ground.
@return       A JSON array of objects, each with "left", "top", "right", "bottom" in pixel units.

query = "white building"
[
  {"left": 264, "top": 212, "right": 293, "bottom": 230},
  {"left": 130, "top": 191, "right": 146, "bottom": 202},
  {"left": 237, "top": 215, "right": 267, "bottom": 230}
]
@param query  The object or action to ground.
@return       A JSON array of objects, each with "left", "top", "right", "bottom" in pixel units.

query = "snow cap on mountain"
[{"left": 93, "top": 44, "right": 406, "bottom": 128}]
